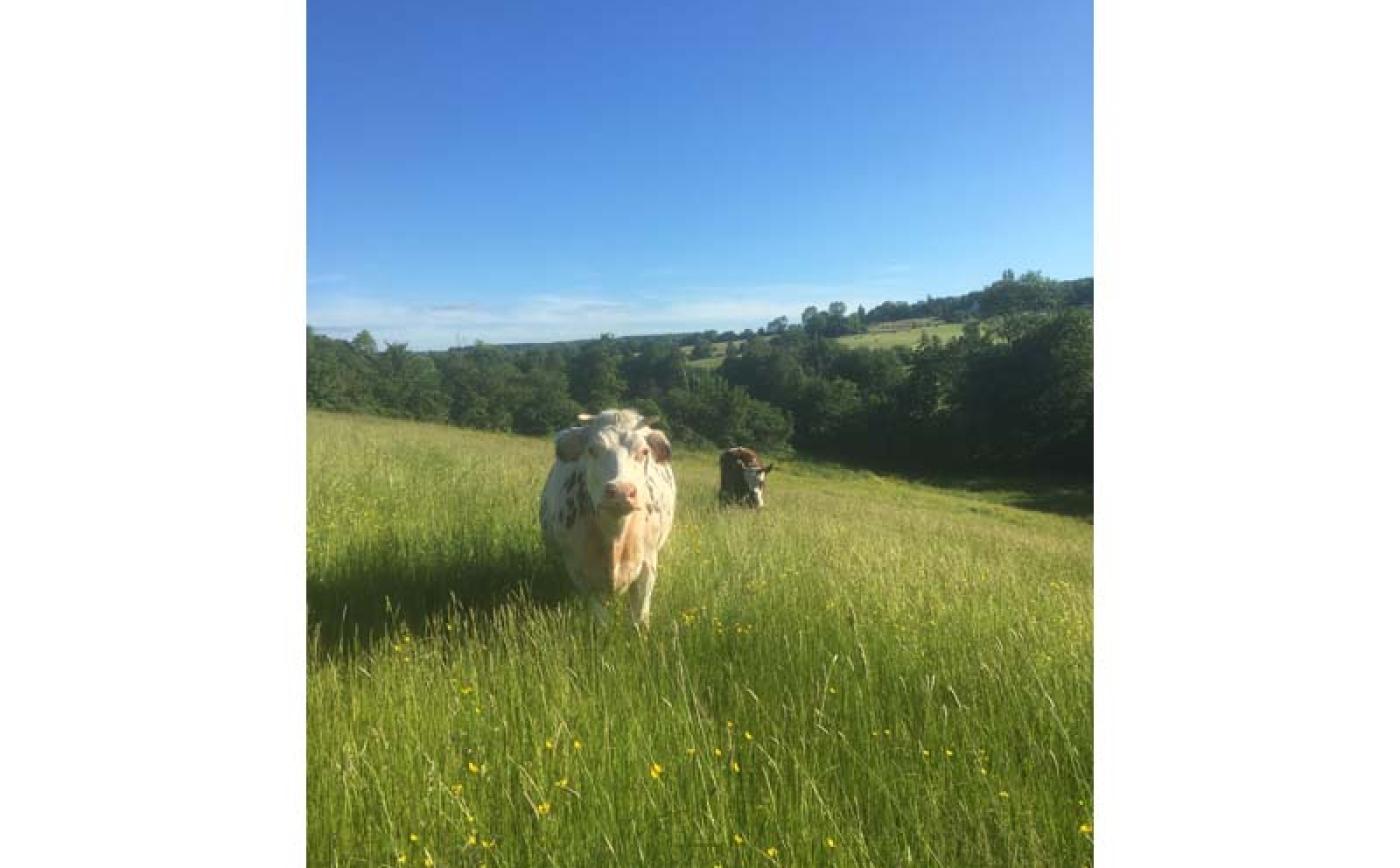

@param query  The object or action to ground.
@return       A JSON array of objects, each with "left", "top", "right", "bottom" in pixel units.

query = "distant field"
[
  {"left": 688, "top": 352, "right": 727, "bottom": 369},
  {"left": 836, "top": 319, "right": 967, "bottom": 350},
  {"left": 680, "top": 343, "right": 735, "bottom": 369},
  {"left": 682, "top": 320, "right": 969, "bottom": 367},
  {"left": 307, "top": 412, "right": 1093, "bottom": 867}
]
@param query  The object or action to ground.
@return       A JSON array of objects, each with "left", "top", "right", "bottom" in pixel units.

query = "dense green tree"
[
  {"left": 620, "top": 341, "right": 688, "bottom": 398},
  {"left": 351, "top": 329, "right": 378, "bottom": 356},
  {"left": 567, "top": 336, "right": 625, "bottom": 411}
]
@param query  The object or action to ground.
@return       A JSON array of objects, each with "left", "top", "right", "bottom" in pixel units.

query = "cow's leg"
[
  {"left": 588, "top": 591, "right": 611, "bottom": 625},
  {"left": 566, "top": 563, "right": 610, "bottom": 625},
  {"left": 628, "top": 561, "right": 657, "bottom": 629}
]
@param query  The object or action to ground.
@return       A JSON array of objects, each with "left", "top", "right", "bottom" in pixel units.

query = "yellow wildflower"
[
  {"left": 744, "top": 731, "right": 753, "bottom": 741},
  {"left": 765, "top": 846, "right": 779, "bottom": 859},
  {"left": 713, "top": 747, "right": 723, "bottom": 758},
  {"left": 1079, "top": 822, "right": 1093, "bottom": 835},
  {"left": 423, "top": 856, "right": 434, "bottom": 868},
  {"left": 450, "top": 784, "right": 463, "bottom": 796},
  {"left": 730, "top": 759, "right": 741, "bottom": 774},
  {"left": 467, "top": 761, "right": 481, "bottom": 775},
  {"left": 825, "top": 837, "right": 838, "bottom": 849},
  {"left": 572, "top": 739, "right": 582, "bottom": 751},
  {"left": 536, "top": 801, "right": 552, "bottom": 816},
  {"left": 998, "top": 790, "right": 1009, "bottom": 799},
  {"left": 409, "top": 833, "right": 419, "bottom": 843},
  {"left": 649, "top": 762, "right": 664, "bottom": 780},
  {"left": 554, "top": 777, "right": 568, "bottom": 789},
  {"left": 544, "top": 738, "right": 554, "bottom": 751},
  {"left": 466, "top": 833, "right": 478, "bottom": 847},
  {"left": 686, "top": 747, "right": 697, "bottom": 757},
  {"left": 944, "top": 749, "right": 953, "bottom": 758},
  {"left": 732, "top": 833, "right": 745, "bottom": 846},
  {"left": 396, "top": 855, "right": 407, "bottom": 865}
]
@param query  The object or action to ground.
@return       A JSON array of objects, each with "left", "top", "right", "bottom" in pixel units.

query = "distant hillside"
[
  {"left": 309, "top": 270, "right": 1093, "bottom": 478},
  {"left": 473, "top": 272, "right": 1091, "bottom": 354}
]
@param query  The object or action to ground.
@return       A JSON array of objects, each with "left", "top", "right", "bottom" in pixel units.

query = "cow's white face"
[
  {"left": 741, "top": 466, "right": 768, "bottom": 508},
  {"left": 555, "top": 411, "right": 672, "bottom": 520}
]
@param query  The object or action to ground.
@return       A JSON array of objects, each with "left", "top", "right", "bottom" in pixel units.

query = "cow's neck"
[{"left": 591, "top": 510, "right": 643, "bottom": 591}]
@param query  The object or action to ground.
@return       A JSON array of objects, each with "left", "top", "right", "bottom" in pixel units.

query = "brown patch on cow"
[
  {"left": 725, "top": 446, "right": 761, "bottom": 467},
  {"left": 569, "top": 509, "right": 648, "bottom": 594},
  {"left": 610, "top": 511, "right": 648, "bottom": 593},
  {"left": 645, "top": 429, "right": 673, "bottom": 463}
]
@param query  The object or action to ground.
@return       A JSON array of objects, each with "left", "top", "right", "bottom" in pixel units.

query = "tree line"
[{"left": 307, "top": 271, "right": 1092, "bottom": 476}]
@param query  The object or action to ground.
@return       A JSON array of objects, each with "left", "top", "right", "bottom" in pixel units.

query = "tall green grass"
[{"left": 308, "top": 411, "right": 1092, "bottom": 867}]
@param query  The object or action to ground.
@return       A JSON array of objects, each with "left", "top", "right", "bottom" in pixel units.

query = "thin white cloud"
[{"left": 307, "top": 282, "right": 920, "bottom": 350}]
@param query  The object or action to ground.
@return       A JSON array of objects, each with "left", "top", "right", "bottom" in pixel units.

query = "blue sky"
[{"left": 308, "top": 0, "right": 1091, "bottom": 348}]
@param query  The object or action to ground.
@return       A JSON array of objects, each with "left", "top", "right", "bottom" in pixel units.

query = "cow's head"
[
  {"left": 554, "top": 409, "right": 672, "bottom": 519},
  {"left": 740, "top": 462, "right": 775, "bottom": 508}
]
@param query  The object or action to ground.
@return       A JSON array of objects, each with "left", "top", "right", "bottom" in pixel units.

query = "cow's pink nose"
[{"left": 604, "top": 482, "right": 637, "bottom": 500}]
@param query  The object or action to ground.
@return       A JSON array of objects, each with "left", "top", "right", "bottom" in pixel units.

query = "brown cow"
[{"left": 718, "top": 447, "right": 775, "bottom": 508}]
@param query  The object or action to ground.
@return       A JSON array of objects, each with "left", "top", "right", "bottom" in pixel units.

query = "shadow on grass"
[
  {"left": 784, "top": 453, "right": 1094, "bottom": 522},
  {"left": 931, "top": 476, "right": 1094, "bottom": 521},
  {"left": 999, "top": 486, "right": 1094, "bottom": 520},
  {"left": 307, "top": 538, "right": 574, "bottom": 657}
]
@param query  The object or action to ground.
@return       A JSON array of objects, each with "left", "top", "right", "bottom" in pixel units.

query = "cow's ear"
[
  {"left": 646, "top": 429, "right": 673, "bottom": 463},
  {"left": 555, "top": 427, "right": 588, "bottom": 462}
]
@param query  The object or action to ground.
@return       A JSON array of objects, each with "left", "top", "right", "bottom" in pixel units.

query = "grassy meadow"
[
  {"left": 683, "top": 320, "right": 968, "bottom": 368},
  {"left": 836, "top": 319, "right": 966, "bottom": 350},
  {"left": 307, "top": 411, "right": 1093, "bottom": 867}
]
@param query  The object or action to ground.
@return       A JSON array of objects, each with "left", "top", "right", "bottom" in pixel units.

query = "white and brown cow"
[
  {"left": 719, "top": 447, "right": 775, "bottom": 508},
  {"left": 539, "top": 409, "right": 676, "bottom": 626}
]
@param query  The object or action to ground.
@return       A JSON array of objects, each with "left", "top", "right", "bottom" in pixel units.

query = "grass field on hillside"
[
  {"left": 682, "top": 321, "right": 968, "bottom": 367},
  {"left": 835, "top": 320, "right": 966, "bottom": 350},
  {"left": 307, "top": 412, "right": 1093, "bottom": 867}
]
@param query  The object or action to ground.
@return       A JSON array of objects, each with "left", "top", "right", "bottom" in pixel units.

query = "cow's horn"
[{"left": 577, "top": 413, "right": 595, "bottom": 422}]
